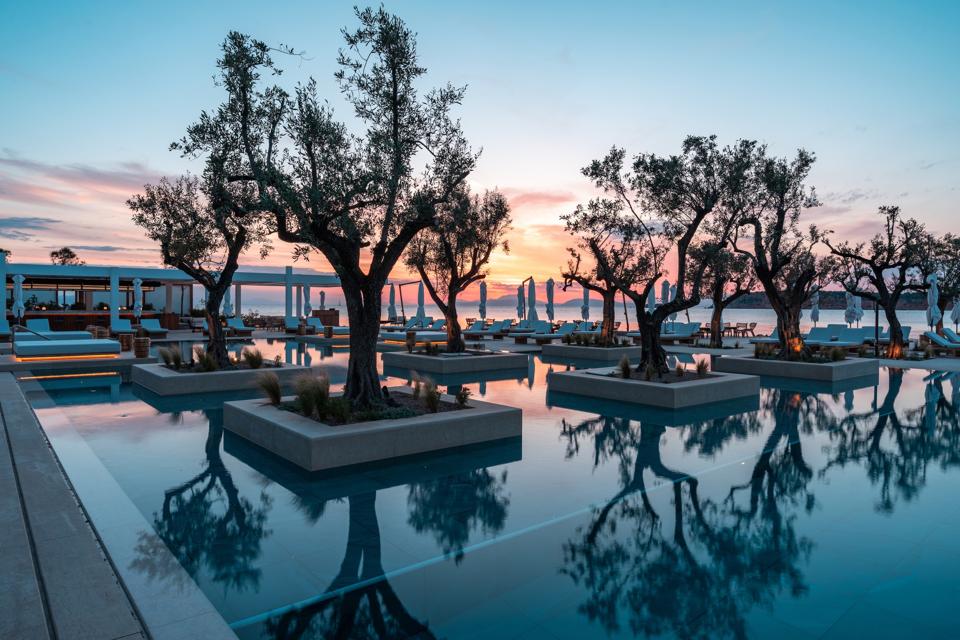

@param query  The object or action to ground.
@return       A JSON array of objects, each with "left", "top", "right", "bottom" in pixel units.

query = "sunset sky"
[{"left": 2, "top": 1, "right": 958, "bottom": 303}]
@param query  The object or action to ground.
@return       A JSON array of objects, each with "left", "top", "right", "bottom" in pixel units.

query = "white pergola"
[{"left": 0, "top": 254, "right": 340, "bottom": 333}]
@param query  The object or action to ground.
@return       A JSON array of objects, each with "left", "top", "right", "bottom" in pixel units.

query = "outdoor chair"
[
  {"left": 139, "top": 318, "right": 168, "bottom": 338},
  {"left": 227, "top": 317, "right": 254, "bottom": 337}
]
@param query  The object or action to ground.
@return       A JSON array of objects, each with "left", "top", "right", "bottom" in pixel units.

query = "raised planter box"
[
  {"left": 131, "top": 362, "right": 310, "bottom": 396},
  {"left": 546, "top": 367, "right": 759, "bottom": 409},
  {"left": 713, "top": 355, "right": 879, "bottom": 382},
  {"left": 381, "top": 351, "right": 528, "bottom": 374},
  {"left": 222, "top": 387, "right": 522, "bottom": 471},
  {"left": 540, "top": 343, "right": 642, "bottom": 363},
  {"left": 546, "top": 389, "right": 760, "bottom": 426}
]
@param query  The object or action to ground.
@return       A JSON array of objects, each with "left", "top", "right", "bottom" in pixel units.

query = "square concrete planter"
[
  {"left": 131, "top": 362, "right": 310, "bottom": 396},
  {"left": 546, "top": 367, "right": 759, "bottom": 409},
  {"left": 713, "top": 355, "right": 879, "bottom": 382},
  {"left": 381, "top": 351, "right": 528, "bottom": 374},
  {"left": 540, "top": 343, "right": 642, "bottom": 363},
  {"left": 546, "top": 389, "right": 760, "bottom": 426},
  {"left": 222, "top": 387, "right": 522, "bottom": 472}
]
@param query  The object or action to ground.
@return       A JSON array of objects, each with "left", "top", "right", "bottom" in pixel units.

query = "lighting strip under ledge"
[
  {"left": 17, "top": 372, "right": 121, "bottom": 381},
  {"left": 14, "top": 354, "right": 120, "bottom": 362}
]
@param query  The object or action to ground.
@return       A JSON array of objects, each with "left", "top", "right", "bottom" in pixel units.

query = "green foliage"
[
  {"left": 422, "top": 379, "right": 441, "bottom": 413},
  {"left": 562, "top": 333, "right": 573, "bottom": 344},
  {"left": 242, "top": 348, "right": 264, "bottom": 369},
  {"left": 273, "top": 354, "right": 282, "bottom": 368},
  {"left": 258, "top": 372, "right": 282, "bottom": 405},
  {"left": 413, "top": 379, "right": 422, "bottom": 399},
  {"left": 618, "top": 356, "right": 632, "bottom": 380},
  {"left": 158, "top": 347, "right": 174, "bottom": 367},
  {"left": 830, "top": 347, "right": 847, "bottom": 362},
  {"left": 455, "top": 386, "right": 472, "bottom": 407},
  {"left": 326, "top": 397, "right": 352, "bottom": 424},
  {"left": 924, "top": 345, "right": 935, "bottom": 359},
  {"left": 193, "top": 345, "right": 219, "bottom": 372},
  {"left": 644, "top": 364, "right": 656, "bottom": 381},
  {"left": 294, "top": 373, "right": 330, "bottom": 419},
  {"left": 696, "top": 359, "right": 709, "bottom": 377},
  {"left": 675, "top": 362, "right": 685, "bottom": 377}
]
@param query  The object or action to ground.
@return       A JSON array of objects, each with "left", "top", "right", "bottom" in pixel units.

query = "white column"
[
  {"left": 0, "top": 252, "right": 8, "bottom": 334},
  {"left": 109, "top": 269, "right": 120, "bottom": 326},
  {"left": 235, "top": 283, "right": 242, "bottom": 317},
  {"left": 296, "top": 285, "right": 303, "bottom": 319},
  {"left": 284, "top": 267, "right": 293, "bottom": 319}
]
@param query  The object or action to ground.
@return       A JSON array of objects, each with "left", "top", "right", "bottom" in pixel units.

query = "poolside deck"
[{"left": 0, "top": 373, "right": 146, "bottom": 639}]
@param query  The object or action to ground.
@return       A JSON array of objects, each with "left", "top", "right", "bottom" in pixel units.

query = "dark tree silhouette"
[
  {"left": 918, "top": 233, "right": 960, "bottom": 332},
  {"left": 129, "top": 175, "right": 267, "bottom": 366},
  {"left": 820, "top": 206, "right": 927, "bottom": 357},
  {"left": 49, "top": 246, "right": 84, "bottom": 265},
  {"left": 693, "top": 242, "right": 757, "bottom": 348},
  {"left": 405, "top": 189, "right": 511, "bottom": 352}
]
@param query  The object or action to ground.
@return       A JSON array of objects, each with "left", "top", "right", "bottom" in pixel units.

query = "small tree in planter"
[
  {"left": 732, "top": 146, "right": 826, "bottom": 359},
  {"left": 405, "top": 189, "right": 511, "bottom": 352},
  {"left": 693, "top": 242, "right": 757, "bottom": 348},
  {"left": 560, "top": 198, "right": 642, "bottom": 346},
  {"left": 129, "top": 174, "right": 266, "bottom": 367},
  {"left": 819, "top": 206, "right": 927, "bottom": 358}
]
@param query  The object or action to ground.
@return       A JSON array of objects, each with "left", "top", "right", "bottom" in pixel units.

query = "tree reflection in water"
[
  {"left": 262, "top": 454, "right": 510, "bottom": 638},
  {"left": 131, "top": 408, "right": 272, "bottom": 592},
  {"left": 821, "top": 369, "right": 960, "bottom": 512},
  {"left": 559, "top": 387, "right": 821, "bottom": 639}
]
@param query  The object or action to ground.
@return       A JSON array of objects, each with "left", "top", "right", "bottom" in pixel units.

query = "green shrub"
[
  {"left": 455, "top": 386, "right": 472, "bottom": 407},
  {"left": 675, "top": 362, "right": 685, "bottom": 377},
  {"left": 242, "top": 348, "right": 264, "bottom": 369},
  {"left": 422, "top": 379, "right": 441, "bottom": 413},
  {"left": 924, "top": 345, "right": 935, "bottom": 359},
  {"left": 257, "top": 372, "right": 282, "bottom": 405},
  {"left": 193, "top": 346, "right": 218, "bottom": 372},
  {"left": 295, "top": 374, "right": 330, "bottom": 419},
  {"left": 644, "top": 364, "right": 656, "bottom": 381},
  {"left": 326, "top": 397, "right": 351, "bottom": 423},
  {"left": 830, "top": 347, "right": 846, "bottom": 362},
  {"left": 562, "top": 333, "right": 572, "bottom": 344},
  {"left": 618, "top": 356, "right": 632, "bottom": 380},
  {"left": 412, "top": 379, "right": 422, "bottom": 400},
  {"left": 158, "top": 347, "right": 174, "bottom": 367},
  {"left": 696, "top": 359, "right": 709, "bottom": 376},
  {"left": 273, "top": 354, "right": 283, "bottom": 368}
]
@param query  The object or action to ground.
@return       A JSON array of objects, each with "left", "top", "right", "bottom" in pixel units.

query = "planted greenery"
[
  {"left": 696, "top": 359, "right": 709, "bottom": 377},
  {"left": 618, "top": 356, "right": 632, "bottom": 380},
  {"left": 455, "top": 386, "right": 472, "bottom": 408},
  {"left": 242, "top": 348, "right": 264, "bottom": 369},
  {"left": 258, "top": 372, "right": 282, "bottom": 406}
]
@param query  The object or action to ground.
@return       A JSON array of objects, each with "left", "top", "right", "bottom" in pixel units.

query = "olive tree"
[
  {"left": 50, "top": 247, "right": 84, "bottom": 265},
  {"left": 819, "top": 206, "right": 927, "bottom": 356},
  {"left": 404, "top": 189, "right": 511, "bottom": 352},
  {"left": 918, "top": 233, "right": 960, "bottom": 331},
  {"left": 694, "top": 242, "right": 757, "bottom": 348},
  {"left": 733, "top": 147, "right": 826, "bottom": 358},
  {"left": 129, "top": 174, "right": 266, "bottom": 366}
]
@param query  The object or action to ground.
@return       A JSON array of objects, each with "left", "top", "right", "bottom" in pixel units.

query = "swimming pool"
[{"left": 22, "top": 340, "right": 960, "bottom": 639}]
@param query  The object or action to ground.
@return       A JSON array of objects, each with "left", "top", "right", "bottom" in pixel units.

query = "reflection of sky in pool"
[{"left": 24, "top": 340, "right": 960, "bottom": 639}]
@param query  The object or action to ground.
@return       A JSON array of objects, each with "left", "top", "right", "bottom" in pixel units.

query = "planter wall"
[
  {"left": 713, "top": 355, "right": 879, "bottom": 382},
  {"left": 132, "top": 363, "right": 310, "bottom": 396},
  {"left": 223, "top": 387, "right": 522, "bottom": 472},
  {"left": 540, "top": 343, "right": 642, "bottom": 363},
  {"left": 381, "top": 351, "right": 528, "bottom": 374},
  {"left": 546, "top": 368, "right": 759, "bottom": 409}
]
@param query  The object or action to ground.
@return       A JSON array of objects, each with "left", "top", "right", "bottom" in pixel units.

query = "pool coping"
[
  {"left": 540, "top": 343, "right": 643, "bottom": 362},
  {"left": 223, "top": 386, "right": 523, "bottom": 471}
]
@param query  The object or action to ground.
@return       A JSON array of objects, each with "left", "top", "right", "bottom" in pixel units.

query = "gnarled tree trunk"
[
  {"left": 204, "top": 288, "right": 229, "bottom": 367},
  {"left": 600, "top": 291, "right": 617, "bottom": 345},
  {"left": 342, "top": 282, "right": 386, "bottom": 409}
]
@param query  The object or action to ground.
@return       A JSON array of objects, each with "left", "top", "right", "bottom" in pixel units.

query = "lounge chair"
[
  {"left": 572, "top": 321, "right": 599, "bottom": 336},
  {"left": 110, "top": 318, "right": 135, "bottom": 337},
  {"left": 13, "top": 338, "right": 121, "bottom": 359},
  {"left": 464, "top": 320, "right": 485, "bottom": 333},
  {"left": 925, "top": 331, "right": 960, "bottom": 355},
  {"left": 750, "top": 328, "right": 780, "bottom": 345},
  {"left": 525, "top": 322, "right": 576, "bottom": 345},
  {"left": 21, "top": 318, "right": 94, "bottom": 341},
  {"left": 660, "top": 322, "right": 700, "bottom": 344},
  {"left": 308, "top": 317, "right": 350, "bottom": 337},
  {"left": 512, "top": 320, "right": 553, "bottom": 343},
  {"left": 227, "top": 317, "right": 254, "bottom": 337},
  {"left": 284, "top": 317, "right": 303, "bottom": 334},
  {"left": 139, "top": 318, "right": 169, "bottom": 338},
  {"left": 464, "top": 320, "right": 506, "bottom": 340},
  {"left": 943, "top": 328, "right": 960, "bottom": 344}
]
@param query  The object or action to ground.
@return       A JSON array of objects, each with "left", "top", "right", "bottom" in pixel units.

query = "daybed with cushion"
[
  {"left": 924, "top": 332, "right": 960, "bottom": 355},
  {"left": 464, "top": 320, "right": 508, "bottom": 340},
  {"left": 14, "top": 338, "right": 121, "bottom": 358},
  {"left": 523, "top": 322, "right": 576, "bottom": 345}
]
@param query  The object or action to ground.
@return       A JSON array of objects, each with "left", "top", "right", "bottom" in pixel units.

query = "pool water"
[{"left": 22, "top": 340, "right": 960, "bottom": 639}]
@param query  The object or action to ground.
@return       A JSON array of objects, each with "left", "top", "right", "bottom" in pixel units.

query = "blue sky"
[{"left": 1, "top": 0, "right": 957, "bottom": 293}]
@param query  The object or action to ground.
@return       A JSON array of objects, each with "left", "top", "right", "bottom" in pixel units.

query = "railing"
[{"left": 11, "top": 324, "right": 52, "bottom": 340}]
